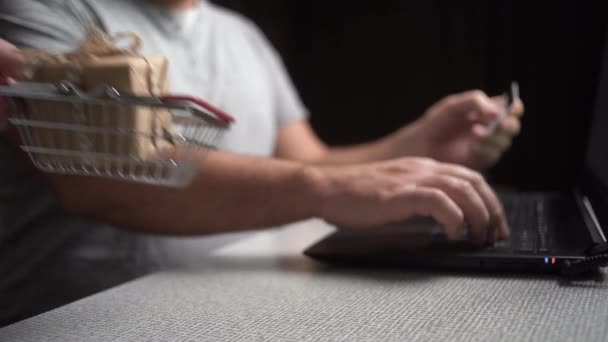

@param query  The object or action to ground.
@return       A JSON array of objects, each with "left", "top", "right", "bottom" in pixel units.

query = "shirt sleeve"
[
  {"left": 0, "top": 0, "right": 99, "bottom": 51},
  {"left": 242, "top": 20, "right": 310, "bottom": 127}
]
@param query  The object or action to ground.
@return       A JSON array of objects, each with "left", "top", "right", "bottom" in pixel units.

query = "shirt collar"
[{"left": 141, "top": 0, "right": 205, "bottom": 36}]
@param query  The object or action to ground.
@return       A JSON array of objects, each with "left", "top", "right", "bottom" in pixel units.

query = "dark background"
[{"left": 213, "top": 0, "right": 607, "bottom": 190}]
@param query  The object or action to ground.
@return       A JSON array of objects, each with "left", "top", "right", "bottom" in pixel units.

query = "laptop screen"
[{"left": 585, "top": 31, "right": 608, "bottom": 236}]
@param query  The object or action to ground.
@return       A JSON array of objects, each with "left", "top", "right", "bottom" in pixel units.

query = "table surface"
[{"left": 2, "top": 219, "right": 608, "bottom": 342}]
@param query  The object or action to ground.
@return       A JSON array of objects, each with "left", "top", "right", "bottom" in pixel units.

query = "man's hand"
[
  {"left": 314, "top": 157, "right": 509, "bottom": 245},
  {"left": 277, "top": 89, "right": 523, "bottom": 171},
  {"left": 386, "top": 90, "right": 524, "bottom": 171},
  {"left": 0, "top": 39, "right": 25, "bottom": 131}
]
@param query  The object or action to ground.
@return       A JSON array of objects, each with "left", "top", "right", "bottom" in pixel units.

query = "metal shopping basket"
[{"left": 0, "top": 81, "right": 234, "bottom": 187}]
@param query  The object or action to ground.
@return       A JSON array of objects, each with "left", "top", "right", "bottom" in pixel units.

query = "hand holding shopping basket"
[{"left": 0, "top": 30, "right": 234, "bottom": 188}]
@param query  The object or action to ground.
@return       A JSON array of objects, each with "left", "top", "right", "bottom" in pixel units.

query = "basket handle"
[
  {"left": 0, "top": 97, "right": 7, "bottom": 123},
  {"left": 160, "top": 95, "right": 235, "bottom": 124},
  {"left": 0, "top": 80, "right": 11, "bottom": 132},
  {"left": 0, "top": 81, "right": 22, "bottom": 146},
  {"left": 0, "top": 80, "right": 8, "bottom": 123}
]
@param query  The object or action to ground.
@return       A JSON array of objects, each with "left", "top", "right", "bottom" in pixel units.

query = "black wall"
[{"left": 214, "top": 1, "right": 607, "bottom": 191}]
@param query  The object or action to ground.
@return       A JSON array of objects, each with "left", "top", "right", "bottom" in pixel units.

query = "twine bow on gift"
[{"left": 73, "top": 30, "right": 143, "bottom": 59}]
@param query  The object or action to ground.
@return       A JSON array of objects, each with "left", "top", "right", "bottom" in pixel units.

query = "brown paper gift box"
[{"left": 26, "top": 55, "right": 173, "bottom": 165}]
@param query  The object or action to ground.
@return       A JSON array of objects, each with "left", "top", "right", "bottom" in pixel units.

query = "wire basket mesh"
[{"left": 0, "top": 81, "right": 234, "bottom": 187}]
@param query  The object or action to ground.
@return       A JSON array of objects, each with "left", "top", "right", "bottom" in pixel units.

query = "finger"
[
  {"left": 399, "top": 186, "right": 464, "bottom": 240},
  {"left": 434, "top": 164, "right": 509, "bottom": 241},
  {"left": 490, "top": 94, "right": 508, "bottom": 110},
  {"left": 473, "top": 115, "right": 520, "bottom": 150},
  {"left": 490, "top": 95, "right": 524, "bottom": 118},
  {"left": 481, "top": 132, "right": 512, "bottom": 152},
  {"left": 440, "top": 160, "right": 503, "bottom": 243},
  {"left": 495, "top": 115, "right": 521, "bottom": 137},
  {"left": 473, "top": 141, "right": 502, "bottom": 163},
  {"left": 510, "top": 98, "right": 525, "bottom": 118},
  {"left": 420, "top": 174, "right": 490, "bottom": 244},
  {"left": 0, "top": 40, "right": 25, "bottom": 79},
  {"left": 443, "top": 90, "right": 503, "bottom": 124}
]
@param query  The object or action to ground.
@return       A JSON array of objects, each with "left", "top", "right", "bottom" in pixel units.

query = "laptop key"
[
  {"left": 513, "top": 228, "right": 537, "bottom": 253},
  {"left": 538, "top": 232, "right": 550, "bottom": 252},
  {"left": 535, "top": 200, "right": 555, "bottom": 253}
]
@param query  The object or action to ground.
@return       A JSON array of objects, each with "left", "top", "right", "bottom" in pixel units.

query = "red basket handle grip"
[{"left": 160, "top": 95, "right": 235, "bottom": 124}]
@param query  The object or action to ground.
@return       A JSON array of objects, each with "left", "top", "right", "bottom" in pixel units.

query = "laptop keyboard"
[{"left": 498, "top": 195, "right": 556, "bottom": 253}]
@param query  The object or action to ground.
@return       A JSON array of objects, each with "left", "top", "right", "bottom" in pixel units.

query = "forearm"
[
  {"left": 309, "top": 121, "right": 427, "bottom": 165},
  {"left": 47, "top": 150, "right": 325, "bottom": 235}
]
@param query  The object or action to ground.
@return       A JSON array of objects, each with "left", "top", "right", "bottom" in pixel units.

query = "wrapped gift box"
[{"left": 24, "top": 33, "right": 173, "bottom": 166}]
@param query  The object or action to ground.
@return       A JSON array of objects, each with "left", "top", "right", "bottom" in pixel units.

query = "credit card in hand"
[{"left": 487, "top": 81, "right": 519, "bottom": 134}]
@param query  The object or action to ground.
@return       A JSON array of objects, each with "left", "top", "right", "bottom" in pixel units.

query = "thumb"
[
  {"left": 0, "top": 39, "right": 23, "bottom": 132},
  {"left": 443, "top": 90, "right": 503, "bottom": 125},
  {"left": 0, "top": 39, "right": 25, "bottom": 79}
]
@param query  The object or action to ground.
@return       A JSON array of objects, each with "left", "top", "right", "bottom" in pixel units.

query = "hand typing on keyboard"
[{"left": 319, "top": 157, "right": 510, "bottom": 245}]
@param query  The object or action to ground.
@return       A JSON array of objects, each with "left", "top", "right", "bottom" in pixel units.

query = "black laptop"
[{"left": 304, "top": 43, "right": 608, "bottom": 277}]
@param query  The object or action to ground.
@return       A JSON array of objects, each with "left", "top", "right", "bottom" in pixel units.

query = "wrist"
[
  {"left": 409, "top": 117, "right": 434, "bottom": 158},
  {"left": 299, "top": 164, "right": 336, "bottom": 220},
  {"left": 383, "top": 118, "right": 433, "bottom": 159}
]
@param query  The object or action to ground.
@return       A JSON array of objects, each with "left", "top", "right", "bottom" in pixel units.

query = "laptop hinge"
[{"left": 574, "top": 189, "right": 607, "bottom": 243}]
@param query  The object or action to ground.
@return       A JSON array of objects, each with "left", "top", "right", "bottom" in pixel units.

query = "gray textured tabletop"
[{"left": 2, "top": 219, "right": 608, "bottom": 342}]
